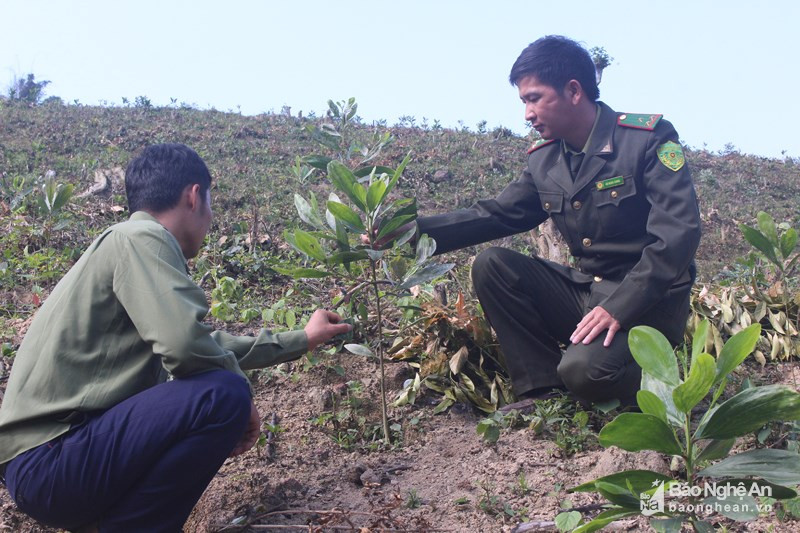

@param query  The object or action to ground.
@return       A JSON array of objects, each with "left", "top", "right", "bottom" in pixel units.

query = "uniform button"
[
  {"left": 582, "top": 237, "right": 592, "bottom": 247},
  {"left": 593, "top": 275, "right": 603, "bottom": 282},
  {"left": 610, "top": 190, "right": 618, "bottom": 199},
  {"left": 572, "top": 200, "right": 582, "bottom": 210},
  {"left": 544, "top": 202, "right": 551, "bottom": 210}
]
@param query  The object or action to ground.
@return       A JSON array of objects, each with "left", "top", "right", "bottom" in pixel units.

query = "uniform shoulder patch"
[
  {"left": 617, "top": 113, "right": 663, "bottom": 131},
  {"left": 657, "top": 141, "right": 685, "bottom": 171},
  {"left": 527, "top": 138, "right": 557, "bottom": 154}
]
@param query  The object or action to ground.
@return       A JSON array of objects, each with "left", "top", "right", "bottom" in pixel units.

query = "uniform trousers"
[
  {"left": 4, "top": 369, "right": 251, "bottom": 533},
  {"left": 471, "top": 247, "right": 687, "bottom": 405}
]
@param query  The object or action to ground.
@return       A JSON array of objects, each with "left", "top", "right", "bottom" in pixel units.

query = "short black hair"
[
  {"left": 509, "top": 35, "right": 600, "bottom": 102},
  {"left": 125, "top": 143, "right": 212, "bottom": 214}
]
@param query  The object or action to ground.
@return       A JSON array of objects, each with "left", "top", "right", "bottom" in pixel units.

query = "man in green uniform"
[
  {"left": 417, "top": 36, "right": 701, "bottom": 408},
  {"left": 0, "top": 143, "right": 352, "bottom": 531}
]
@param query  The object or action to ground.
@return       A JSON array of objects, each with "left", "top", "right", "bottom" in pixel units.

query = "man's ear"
[
  {"left": 185, "top": 184, "right": 202, "bottom": 211},
  {"left": 566, "top": 80, "right": 583, "bottom": 104}
]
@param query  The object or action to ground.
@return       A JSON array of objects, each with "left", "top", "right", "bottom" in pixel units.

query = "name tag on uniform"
[{"left": 596, "top": 176, "right": 624, "bottom": 190}]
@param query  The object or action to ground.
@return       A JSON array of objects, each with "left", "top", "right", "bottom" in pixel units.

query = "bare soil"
[{"left": 2, "top": 349, "right": 799, "bottom": 532}]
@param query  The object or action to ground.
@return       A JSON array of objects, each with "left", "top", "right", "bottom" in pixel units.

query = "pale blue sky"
[{"left": 2, "top": 0, "right": 798, "bottom": 158}]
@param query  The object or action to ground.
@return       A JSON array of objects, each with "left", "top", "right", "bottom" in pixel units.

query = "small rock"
[
  {"left": 306, "top": 387, "right": 333, "bottom": 411},
  {"left": 359, "top": 467, "right": 381, "bottom": 487},
  {"left": 432, "top": 169, "right": 451, "bottom": 182},
  {"left": 385, "top": 363, "right": 414, "bottom": 389}
]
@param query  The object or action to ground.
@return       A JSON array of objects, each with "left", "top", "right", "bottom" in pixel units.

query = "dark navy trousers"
[{"left": 4, "top": 369, "right": 251, "bottom": 532}]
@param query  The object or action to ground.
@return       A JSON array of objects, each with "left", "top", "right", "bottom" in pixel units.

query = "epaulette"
[
  {"left": 527, "top": 138, "right": 557, "bottom": 154},
  {"left": 617, "top": 113, "right": 663, "bottom": 131}
]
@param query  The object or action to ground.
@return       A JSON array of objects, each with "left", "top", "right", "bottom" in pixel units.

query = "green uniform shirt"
[{"left": 0, "top": 211, "right": 308, "bottom": 465}]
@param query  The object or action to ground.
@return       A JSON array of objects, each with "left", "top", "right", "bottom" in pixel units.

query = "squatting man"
[
  {"left": 0, "top": 143, "right": 352, "bottom": 531},
  {"left": 387, "top": 35, "right": 701, "bottom": 410}
]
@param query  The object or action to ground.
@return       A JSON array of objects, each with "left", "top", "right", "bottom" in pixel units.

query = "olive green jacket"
[
  {"left": 418, "top": 102, "right": 701, "bottom": 330},
  {"left": 0, "top": 211, "right": 307, "bottom": 465}
]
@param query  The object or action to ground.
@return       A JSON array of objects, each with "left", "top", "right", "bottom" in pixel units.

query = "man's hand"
[
  {"left": 570, "top": 306, "right": 621, "bottom": 347},
  {"left": 304, "top": 309, "right": 353, "bottom": 351},
  {"left": 230, "top": 399, "right": 260, "bottom": 457}
]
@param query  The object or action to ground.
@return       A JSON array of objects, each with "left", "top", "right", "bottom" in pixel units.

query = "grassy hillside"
[{"left": 1, "top": 98, "right": 799, "bottom": 344}]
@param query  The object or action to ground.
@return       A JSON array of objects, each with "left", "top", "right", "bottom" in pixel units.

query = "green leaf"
[
  {"left": 555, "top": 511, "right": 582, "bottom": 531},
  {"left": 302, "top": 154, "right": 332, "bottom": 171},
  {"left": 714, "top": 323, "right": 761, "bottom": 384},
  {"left": 712, "top": 479, "right": 797, "bottom": 500},
  {"left": 696, "top": 384, "right": 800, "bottom": 440},
  {"left": 365, "top": 179, "right": 388, "bottom": 213},
  {"left": 327, "top": 99, "right": 339, "bottom": 117},
  {"left": 637, "top": 390, "right": 667, "bottom": 422},
  {"left": 757, "top": 211, "right": 779, "bottom": 247},
  {"left": 344, "top": 343, "right": 374, "bottom": 357},
  {"left": 52, "top": 183, "right": 73, "bottom": 211},
  {"left": 394, "top": 225, "right": 417, "bottom": 247},
  {"left": 780, "top": 227, "right": 798, "bottom": 259},
  {"left": 399, "top": 263, "right": 455, "bottom": 290},
  {"left": 328, "top": 250, "right": 368, "bottom": 264},
  {"left": 327, "top": 160, "right": 365, "bottom": 211},
  {"left": 293, "top": 229, "right": 327, "bottom": 262},
  {"left": 353, "top": 165, "right": 394, "bottom": 178},
  {"left": 570, "top": 469, "right": 673, "bottom": 494},
  {"left": 415, "top": 234, "right": 437, "bottom": 264},
  {"left": 593, "top": 481, "right": 640, "bottom": 508},
  {"left": 377, "top": 214, "right": 417, "bottom": 241},
  {"left": 628, "top": 326, "right": 680, "bottom": 386},
  {"left": 689, "top": 520, "right": 714, "bottom": 533},
  {"left": 695, "top": 438, "right": 735, "bottom": 462},
  {"left": 365, "top": 249, "right": 384, "bottom": 261},
  {"left": 740, "top": 224, "right": 781, "bottom": 266},
  {"left": 650, "top": 517, "right": 683, "bottom": 533},
  {"left": 697, "top": 448, "right": 800, "bottom": 485},
  {"left": 692, "top": 319, "right": 710, "bottom": 361},
  {"left": 673, "top": 353, "right": 716, "bottom": 412},
  {"left": 326, "top": 201, "right": 365, "bottom": 232},
  {"left": 641, "top": 373, "right": 685, "bottom": 426},
  {"left": 599, "top": 413, "right": 682, "bottom": 455},
  {"left": 432, "top": 397, "right": 455, "bottom": 414},
  {"left": 273, "top": 266, "right": 331, "bottom": 279},
  {"left": 294, "top": 193, "right": 324, "bottom": 230},
  {"left": 572, "top": 508, "right": 639, "bottom": 533},
  {"left": 703, "top": 493, "right": 759, "bottom": 521},
  {"left": 476, "top": 419, "right": 501, "bottom": 443},
  {"left": 384, "top": 152, "right": 411, "bottom": 200}
]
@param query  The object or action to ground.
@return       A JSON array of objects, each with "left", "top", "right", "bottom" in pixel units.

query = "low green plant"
[
  {"left": 210, "top": 273, "right": 243, "bottom": 322},
  {"left": 37, "top": 172, "right": 74, "bottom": 219},
  {"left": 405, "top": 488, "right": 421, "bottom": 509},
  {"left": 738, "top": 211, "right": 799, "bottom": 358},
  {"left": 0, "top": 174, "right": 36, "bottom": 211},
  {"left": 569, "top": 320, "right": 800, "bottom": 531},
  {"left": 476, "top": 395, "right": 595, "bottom": 455},
  {"left": 475, "top": 479, "right": 527, "bottom": 522}
]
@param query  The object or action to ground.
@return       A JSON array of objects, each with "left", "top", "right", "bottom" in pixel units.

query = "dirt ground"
[{"left": 1, "top": 347, "right": 799, "bottom": 532}]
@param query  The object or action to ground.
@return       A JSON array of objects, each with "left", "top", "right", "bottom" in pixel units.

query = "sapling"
[
  {"left": 568, "top": 320, "right": 800, "bottom": 532},
  {"left": 283, "top": 155, "right": 453, "bottom": 444}
]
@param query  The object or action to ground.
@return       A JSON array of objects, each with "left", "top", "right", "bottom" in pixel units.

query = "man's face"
[{"left": 517, "top": 75, "right": 575, "bottom": 141}]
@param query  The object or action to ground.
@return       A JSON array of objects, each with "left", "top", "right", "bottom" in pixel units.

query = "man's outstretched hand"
[
  {"left": 570, "top": 306, "right": 621, "bottom": 347},
  {"left": 304, "top": 309, "right": 352, "bottom": 351}
]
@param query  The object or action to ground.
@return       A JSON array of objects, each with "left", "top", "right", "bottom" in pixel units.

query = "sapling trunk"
[{"left": 370, "top": 259, "right": 391, "bottom": 444}]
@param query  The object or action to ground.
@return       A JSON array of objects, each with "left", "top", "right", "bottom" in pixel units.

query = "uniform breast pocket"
[
  {"left": 539, "top": 191, "right": 564, "bottom": 215},
  {"left": 592, "top": 176, "right": 639, "bottom": 237}
]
